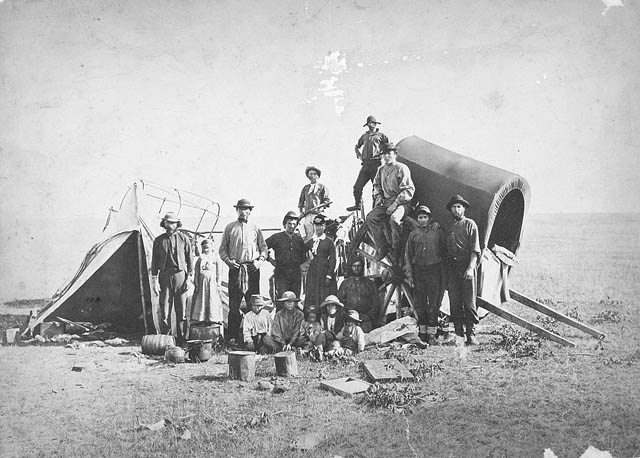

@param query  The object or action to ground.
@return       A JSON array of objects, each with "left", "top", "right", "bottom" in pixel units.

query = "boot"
[{"left": 466, "top": 322, "right": 479, "bottom": 346}]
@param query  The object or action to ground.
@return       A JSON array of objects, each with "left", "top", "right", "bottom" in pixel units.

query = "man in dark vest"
[
  {"left": 444, "top": 195, "right": 481, "bottom": 345},
  {"left": 151, "top": 212, "right": 194, "bottom": 346},
  {"left": 266, "top": 211, "right": 306, "bottom": 301}
]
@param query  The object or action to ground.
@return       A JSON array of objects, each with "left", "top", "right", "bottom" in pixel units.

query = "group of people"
[{"left": 151, "top": 114, "right": 482, "bottom": 350}]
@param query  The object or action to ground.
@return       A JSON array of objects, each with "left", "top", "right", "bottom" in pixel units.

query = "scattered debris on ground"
[
  {"left": 590, "top": 309, "right": 623, "bottom": 324},
  {"left": 359, "top": 383, "right": 436, "bottom": 413}
]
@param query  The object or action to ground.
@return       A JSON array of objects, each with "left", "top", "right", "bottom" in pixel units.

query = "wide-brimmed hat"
[
  {"left": 234, "top": 198, "right": 254, "bottom": 209},
  {"left": 320, "top": 295, "right": 344, "bottom": 310},
  {"left": 276, "top": 291, "right": 301, "bottom": 303},
  {"left": 305, "top": 166, "right": 321, "bottom": 178},
  {"left": 381, "top": 142, "right": 398, "bottom": 153},
  {"left": 162, "top": 212, "right": 181, "bottom": 223},
  {"left": 415, "top": 205, "right": 432, "bottom": 216},
  {"left": 363, "top": 115, "right": 381, "bottom": 127},
  {"left": 312, "top": 214, "right": 327, "bottom": 225},
  {"left": 249, "top": 294, "right": 266, "bottom": 308},
  {"left": 446, "top": 195, "right": 470, "bottom": 210},
  {"left": 282, "top": 210, "right": 299, "bottom": 226},
  {"left": 344, "top": 310, "right": 362, "bottom": 323}
]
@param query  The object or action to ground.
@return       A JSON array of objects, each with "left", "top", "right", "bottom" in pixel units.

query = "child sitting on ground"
[
  {"left": 242, "top": 295, "right": 275, "bottom": 354},
  {"left": 300, "top": 305, "right": 323, "bottom": 349},
  {"left": 271, "top": 291, "right": 307, "bottom": 351},
  {"left": 325, "top": 310, "right": 366, "bottom": 358}
]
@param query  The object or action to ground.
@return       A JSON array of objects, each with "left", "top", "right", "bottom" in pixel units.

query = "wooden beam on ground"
[
  {"left": 509, "top": 290, "right": 606, "bottom": 340},
  {"left": 477, "top": 297, "right": 576, "bottom": 347}
]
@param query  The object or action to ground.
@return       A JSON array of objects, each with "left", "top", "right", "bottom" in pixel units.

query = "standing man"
[
  {"left": 151, "top": 212, "right": 194, "bottom": 346},
  {"left": 219, "top": 198, "right": 268, "bottom": 344},
  {"left": 365, "top": 142, "right": 415, "bottom": 262},
  {"left": 405, "top": 205, "right": 445, "bottom": 343},
  {"left": 348, "top": 115, "right": 389, "bottom": 212},
  {"left": 266, "top": 211, "right": 306, "bottom": 300},
  {"left": 443, "top": 195, "right": 481, "bottom": 346},
  {"left": 337, "top": 257, "right": 381, "bottom": 333},
  {"left": 298, "top": 166, "right": 331, "bottom": 241}
]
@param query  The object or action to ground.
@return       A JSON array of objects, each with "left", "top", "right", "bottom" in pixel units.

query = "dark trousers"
[
  {"left": 365, "top": 201, "right": 408, "bottom": 253},
  {"left": 227, "top": 266, "right": 260, "bottom": 340},
  {"left": 158, "top": 270, "right": 187, "bottom": 344},
  {"left": 446, "top": 261, "right": 478, "bottom": 336},
  {"left": 353, "top": 160, "right": 380, "bottom": 205},
  {"left": 413, "top": 264, "right": 443, "bottom": 327},
  {"left": 274, "top": 267, "right": 301, "bottom": 301}
]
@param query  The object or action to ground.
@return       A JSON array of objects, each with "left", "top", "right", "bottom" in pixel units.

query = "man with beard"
[
  {"left": 365, "top": 142, "right": 415, "bottom": 262},
  {"left": 266, "top": 211, "right": 306, "bottom": 301},
  {"left": 151, "top": 212, "right": 194, "bottom": 346},
  {"left": 444, "top": 195, "right": 481, "bottom": 346},
  {"left": 337, "top": 257, "right": 381, "bottom": 333},
  {"left": 219, "top": 198, "right": 268, "bottom": 344}
]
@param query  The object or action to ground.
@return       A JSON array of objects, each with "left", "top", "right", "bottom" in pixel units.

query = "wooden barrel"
[
  {"left": 165, "top": 346, "right": 186, "bottom": 363},
  {"left": 189, "top": 323, "right": 221, "bottom": 342},
  {"left": 228, "top": 351, "right": 256, "bottom": 381},
  {"left": 274, "top": 351, "right": 299, "bottom": 376},
  {"left": 141, "top": 334, "right": 176, "bottom": 356}
]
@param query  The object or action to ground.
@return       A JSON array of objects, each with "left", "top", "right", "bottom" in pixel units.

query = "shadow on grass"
[{"left": 192, "top": 374, "right": 228, "bottom": 382}]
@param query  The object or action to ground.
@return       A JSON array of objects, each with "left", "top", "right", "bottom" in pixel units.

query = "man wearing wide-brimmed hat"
[
  {"left": 365, "top": 142, "right": 415, "bottom": 263},
  {"left": 444, "top": 195, "right": 481, "bottom": 346},
  {"left": 349, "top": 115, "right": 389, "bottom": 212},
  {"left": 219, "top": 198, "right": 268, "bottom": 344},
  {"left": 270, "top": 291, "right": 306, "bottom": 351},
  {"left": 151, "top": 212, "right": 194, "bottom": 346},
  {"left": 337, "top": 257, "right": 381, "bottom": 333},
  {"left": 298, "top": 165, "right": 331, "bottom": 241},
  {"left": 405, "top": 205, "right": 446, "bottom": 344},
  {"left": 266, "top": 211, "right": 306, "bottom": 300}
]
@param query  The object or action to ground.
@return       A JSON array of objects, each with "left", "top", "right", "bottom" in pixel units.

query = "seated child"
[
  {"left": 317, "top": 295, "right": 345, "bottom": 350},
  {"left": 270, "top": 291, "right": 306, "bottom": 351},
  {"left": 325, "top": 310, "right": 366, "bottom": 358},
  {"left": 242, "top": 295, "right": 275, "bottom": 354},
  {"left": 300, "top": 305, "right": 323, "bottom": 351}
]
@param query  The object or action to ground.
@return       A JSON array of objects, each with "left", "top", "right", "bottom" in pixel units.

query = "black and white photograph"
[{"left": 1, "top": 0, "right": 639, "bottom": 457}]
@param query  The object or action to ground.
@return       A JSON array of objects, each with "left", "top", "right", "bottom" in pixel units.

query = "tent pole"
[{"left": 136, "top": 231, "right": 149, "bottom": 334}]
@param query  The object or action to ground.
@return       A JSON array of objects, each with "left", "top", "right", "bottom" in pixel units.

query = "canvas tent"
[{"left": 28, "top": 181, "right": 224, "bottom": 335}]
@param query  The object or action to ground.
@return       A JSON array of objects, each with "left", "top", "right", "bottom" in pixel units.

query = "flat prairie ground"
[{"left": 1, "top": 213, "right": 639, "bottom": 458}]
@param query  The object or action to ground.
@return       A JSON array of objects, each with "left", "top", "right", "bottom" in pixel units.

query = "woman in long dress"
[
  {"left": 304, "top": 214, "right": 337, "bottom": 309},
  {"left": 191, "top": 239, "right": 224, "bottom": 324}
]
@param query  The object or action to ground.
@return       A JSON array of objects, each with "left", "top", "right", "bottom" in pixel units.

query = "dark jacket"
[
  {"left": 151, "top": 231, "right": 194, "bottom": 275},
  {"left": 320, "top": 309, "right": 345, "bottom": 336}
]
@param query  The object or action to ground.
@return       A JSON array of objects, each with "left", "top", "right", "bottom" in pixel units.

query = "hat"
[
  {"left": 312, "top": 214, "right": 326, "bottom": 225},
  {"left": 446, "top": 195, "right": 470, "bottom": 210},
  {"left": 234, "top": 198, "right": 254, "bottom": 209},
  {"left": 350, "top": 256, "right": 364, "bottom": 266},
  {"left": 363, "top": 115, "right": 381, "bottom": 127},
  {"left": 162, "top": 212, "right": 180, "bottom": 223},
  {"left": 381, "top": 142, "right": 398, "bottom": 153},
  {"left": 282, "top": 210, "right": 299, "bottom": 226},
  {"left": 201, "top": 239, "right": 212, "bottom": 246},
  {"left": 249, "top": 294, "right": 265, "bottom": 308},
  {"left": 305, "top": 304, "right": 319, "bottom": 315},
  {"left": 320, "top": 295, "right": 344, "bottom": 309},
  {"left": 345, "top": 310, "right": 362, "bottom": 323},
  {"left": 305, "top": 166, "right": 321, "bottom": 178},
  {"left": 415, "top": 205, "right": 432, "bottom": 216},
  {"left": 276, "top": 291, "right": 301, "bottom": 302}
]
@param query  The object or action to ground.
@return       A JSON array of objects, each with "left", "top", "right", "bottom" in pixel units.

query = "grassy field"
[{"left": 1, "top": 213, "right": 639, "bottom": 458}]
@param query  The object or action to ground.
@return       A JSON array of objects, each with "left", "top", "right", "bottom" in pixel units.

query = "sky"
[{"left": 0, "top": 0, "right": 639, "bottom": 301}]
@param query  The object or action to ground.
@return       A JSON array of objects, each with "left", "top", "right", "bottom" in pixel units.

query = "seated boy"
[
  {"left": 271, "top": 291, "right": 307, "bottom": 351},
  {"left": 242, "top": 295, "right": 276, "bottom": 354},
  {"left": 325, "top": 310, "right": 366, "bottom": 358}
]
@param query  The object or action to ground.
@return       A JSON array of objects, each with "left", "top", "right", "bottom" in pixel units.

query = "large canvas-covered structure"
[{"left": 28, "top": 181, "right": 222, "bottom": 335}]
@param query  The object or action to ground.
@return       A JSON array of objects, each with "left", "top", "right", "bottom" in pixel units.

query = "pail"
[
  {"left": 165, "top": 346, "right": 186, "bottom": 363},
  {"left": 141, "top": 334, "right": 176, "bottom": 356},
  {"left": 274, "top": 350, "right": 299, "bottom": 376},
  {"left": 4, "top": 328, "right": 20, "bottom": 345},
  {"left": 228, "top": 350, "right": 256, "bottom": 381},
  {"left": 189, "top": 323, "right": 221, "bottom": 342}
]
